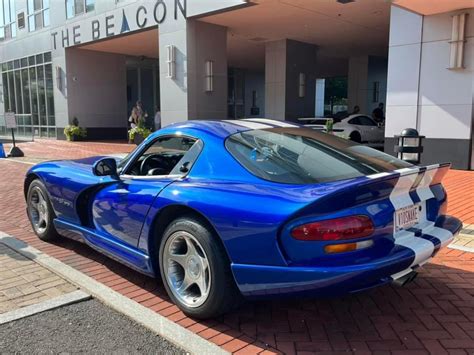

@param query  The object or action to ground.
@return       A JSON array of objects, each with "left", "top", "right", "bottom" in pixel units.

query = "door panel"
[{"left": 92, "top": 178, "right": 173, "bottom": 247}]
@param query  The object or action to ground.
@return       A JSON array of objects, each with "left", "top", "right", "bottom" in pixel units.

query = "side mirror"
[{"left": 93, "top": 158, "right": 119, "bottom": 179}]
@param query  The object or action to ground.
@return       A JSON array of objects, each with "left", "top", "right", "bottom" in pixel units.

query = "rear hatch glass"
[{"left": 225, "top": 127, "right": 411, "bottom": 184}]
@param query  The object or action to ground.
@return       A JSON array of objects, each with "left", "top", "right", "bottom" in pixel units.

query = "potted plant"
[
  {"left": 128, "top": 118, "right": 151, "bottom": 145},
  {"left": 325, "top": 118, "right": 334, "bottom": 134},
  {"left": 64, "top": 117, "right": 87, "bottom": 141}
]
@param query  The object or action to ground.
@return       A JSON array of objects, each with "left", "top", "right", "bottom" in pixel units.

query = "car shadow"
[{"left": 39, "top": 237, "right": 474, "bottom": 353}]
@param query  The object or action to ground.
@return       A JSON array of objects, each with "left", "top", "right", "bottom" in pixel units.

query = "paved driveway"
[{"left": 0, "top": 140, "right": 473, "bottom": 354}]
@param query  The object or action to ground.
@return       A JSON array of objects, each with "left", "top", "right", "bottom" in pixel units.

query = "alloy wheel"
[
  {"left": 29, "top": 187, "right": 49, "bottom": 235},
  {"left": 163, "top": 231, "right": 211, "bottom": 308}
]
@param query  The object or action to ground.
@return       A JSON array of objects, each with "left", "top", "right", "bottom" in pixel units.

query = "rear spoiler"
[{"left": 295, "top": 163, "right": 451, "bottom": 216}]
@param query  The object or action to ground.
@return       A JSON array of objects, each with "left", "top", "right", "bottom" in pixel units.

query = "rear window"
[{"left": 225, "top": 127, "right": 411, "bottom": 184}]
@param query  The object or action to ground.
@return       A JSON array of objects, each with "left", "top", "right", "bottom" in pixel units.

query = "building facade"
[{"left": 0, "top": 0, "right": 473, "bottom": 169}]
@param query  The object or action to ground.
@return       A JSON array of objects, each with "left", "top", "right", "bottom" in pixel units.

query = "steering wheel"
[{"left": 140, "top": 154, "right": 165, "bottom": 176}]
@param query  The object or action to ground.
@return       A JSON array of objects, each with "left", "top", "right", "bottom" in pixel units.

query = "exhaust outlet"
[{"left": 392, "top": 270, "right": 418, "bottom": 287}]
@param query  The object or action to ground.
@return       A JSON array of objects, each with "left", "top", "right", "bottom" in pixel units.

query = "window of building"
[
  {"left": 66, "top": 0, "right": 95, "bottom": 19},
  {"left": 0, "top": 0, "right": 17, "bottom": 41},
  {"left": 28, "top": 0, "right": 50, "bottom": 32},
  {"left": 1, "top": 52, "right": 56, "bottom": 138}
]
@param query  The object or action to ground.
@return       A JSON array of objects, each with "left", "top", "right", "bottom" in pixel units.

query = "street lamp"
[{"left": 394, "top": 128, "right": 424, "bottom": 164}]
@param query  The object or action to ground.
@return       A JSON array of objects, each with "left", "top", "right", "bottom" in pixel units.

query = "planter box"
[
  {"left": 68, "top": 135, "right": 84, "bottom": 142},
  {"left": 133, "top": 134, "right": 145, "bottom": 145}
]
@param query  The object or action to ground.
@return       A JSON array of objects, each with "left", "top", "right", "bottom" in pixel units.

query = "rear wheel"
[
  {"left": 349, "top": 131, "right": 362, "bottom": 143},
  {"left": 159, "top": 216, "right": 240, "bottom": 319},
  {"left": 26, "top": 180, "right": 59, "bottom": 242}
]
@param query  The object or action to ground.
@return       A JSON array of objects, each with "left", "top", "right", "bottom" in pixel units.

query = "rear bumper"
[{"left": 232, "top": 215, "right": 462, "bottom": 298}]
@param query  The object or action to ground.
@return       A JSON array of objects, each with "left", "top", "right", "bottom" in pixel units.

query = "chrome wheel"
[
  {"left": 28, "top": 187, "right": 49, "bottom": 235},
  {"left": 163, "top": 231, "right": 211, "bottom": 308}
]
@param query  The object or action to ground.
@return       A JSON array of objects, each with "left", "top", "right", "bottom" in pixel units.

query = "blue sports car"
[{"left": 25, "top": 119, "right": 462, "bottom": 318}]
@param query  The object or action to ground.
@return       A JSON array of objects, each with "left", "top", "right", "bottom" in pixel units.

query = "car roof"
[{"left": 154, "top": 118, "right": 300, "bottom": 140}]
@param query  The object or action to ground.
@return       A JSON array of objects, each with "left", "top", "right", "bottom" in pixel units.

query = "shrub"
[{"left": 64, "top": 125, "right": 87, "bottom": 141}]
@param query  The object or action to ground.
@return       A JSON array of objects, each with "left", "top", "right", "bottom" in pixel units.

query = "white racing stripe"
[
  {"left": 416, "top": 165, "right": 439, "bottom": 202},
  {"left": 423, "top": 224, "right": 454, "bottom": 248},
  {"left": 394, "top": 229, "right": 435, "bottom": 267},
  {"left": 390, "top": 167, "right": 420, "bottom": 210},
  {"left": 243, "top": 118, "right": 298, "bottom": 128},
  {"left": 223, "top": 120, "right": 272, "bottom": 130}
]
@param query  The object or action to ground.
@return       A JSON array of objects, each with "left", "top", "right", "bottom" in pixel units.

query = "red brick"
[{"left": 1, "top": 151, "right": 474, "bottom": 355}]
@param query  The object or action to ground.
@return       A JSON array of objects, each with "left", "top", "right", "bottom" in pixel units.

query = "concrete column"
[
  {"left": 347, "top": 56, "right": 369, "bottom": 114},
  {"left": 265, "top": 39, "right": 317, "bottom": 121},
  {"left": 265, "top": 40, "right": 287, "bottom": 120},
  {"left": 385, "top": 6, "right": 422, "bottom": 141},
  {"left": 159, "top": 19, "right": 227, "bottom": 126},
  {"left": 315, "top": 79, "right": 325, "bottom": 117}
]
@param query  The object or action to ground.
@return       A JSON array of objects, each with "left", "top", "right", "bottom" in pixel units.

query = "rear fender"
[{"left": 279, "top": 163, "right": 451, "bottom": 266}]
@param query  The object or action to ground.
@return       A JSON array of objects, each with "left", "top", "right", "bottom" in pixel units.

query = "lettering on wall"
[{"left": 51, "top": 0, "right": 186, "bottom": 50}]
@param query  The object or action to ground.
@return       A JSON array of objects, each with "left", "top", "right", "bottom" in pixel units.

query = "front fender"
[{"left": 25, "top": 157, "right": 111, "bottom": 224}]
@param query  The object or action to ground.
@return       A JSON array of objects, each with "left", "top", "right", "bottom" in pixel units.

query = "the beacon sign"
[{"left": 51, "top": 0, "right": 186, "bottom": 50}]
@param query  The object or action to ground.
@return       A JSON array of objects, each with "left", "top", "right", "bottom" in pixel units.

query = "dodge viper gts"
[{"left": 24, "top": 119, "right": 462, "bottom": 318}]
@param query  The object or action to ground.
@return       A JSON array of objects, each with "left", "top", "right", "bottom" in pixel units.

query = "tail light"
[{"left": 291, "top": 215, "right": 374, "bottom": 241}]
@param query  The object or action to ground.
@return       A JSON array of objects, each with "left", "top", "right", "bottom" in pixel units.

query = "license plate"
[{"left": 394, "top": 204, "right": 420, "bottom": 232}]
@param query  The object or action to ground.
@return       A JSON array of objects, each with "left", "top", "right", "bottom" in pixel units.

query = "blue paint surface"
[{"left": 25, "top": 120, "right": 461, "bottom": 298}]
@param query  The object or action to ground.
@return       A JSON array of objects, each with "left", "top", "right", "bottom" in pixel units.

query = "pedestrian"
[
  {"left": 129, "top": 107, "right": 138, "bottom": 129},
  {"left": 129, "top": 100, "right": 148, "bottom": 128},
  {"left": 352, "top": 105, "right": 360, "bottom": 114},
  {"left": 372, "top": 102, "right": 385, "bottom": 123}
]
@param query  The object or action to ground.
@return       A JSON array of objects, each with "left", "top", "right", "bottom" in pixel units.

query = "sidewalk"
[{"left": 0, "top": 241, "right": 77, "bottom": 314}]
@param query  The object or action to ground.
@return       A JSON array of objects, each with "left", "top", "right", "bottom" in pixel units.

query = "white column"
[
  {"left": 265, "top": 40, "right": 287, "bottom": 121},
  {"left": 159, "top": 19, "right": 227, "bottom": 126},
  {"left": 315, "top": 78, "right": 325, "bottom": 117},
  {"left": 347, "top": 56, "right": 369, "bottom": 114},
  {"left": 385, "top": 6, "right": 423, "bottom": 138}
]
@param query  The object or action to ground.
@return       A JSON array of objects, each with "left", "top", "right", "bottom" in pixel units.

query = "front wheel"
[
  {"left": 349, "top": 131, "right": 362, "bottom": 143},
  {"left": 159, "top": 216, "right": 241, "bottom": 319},
  {"left": 26, "top": 180, "right": 60, "bottom": 242}
]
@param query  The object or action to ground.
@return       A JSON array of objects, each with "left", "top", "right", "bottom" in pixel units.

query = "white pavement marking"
[
  {"left": 0, "top": 233, "right": 229, "bottom": 355},
  {"left": 0, "top": 290, "right": 91, "bottom": 325},
  {"left": 448, "top": 243, "right": 474, "bottom": 253},
  {"left": 0, "top": 159, "right": 36, "bottom": 165}
]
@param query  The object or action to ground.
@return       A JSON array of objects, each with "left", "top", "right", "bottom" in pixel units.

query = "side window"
[
  {"left": 359, "top": 116, "right": 377, "bottom": 126},
  {"left": 349, "top": 117, "right": 361, "bottom": 125},
  {"left": 124, "top": 136, "right": 199, "bottom": 176}
]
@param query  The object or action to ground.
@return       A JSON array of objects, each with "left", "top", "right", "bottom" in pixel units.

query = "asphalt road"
[{"left": 0, "top": 299, "right": 184, "bottom": 354}]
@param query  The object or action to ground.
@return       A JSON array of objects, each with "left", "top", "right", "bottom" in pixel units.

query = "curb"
[
  {"left": 0, "top": 290, "right": 91, "bottom": 325},
  {"left": 0, "top": 233, "right": 229, "bottom": 355}
]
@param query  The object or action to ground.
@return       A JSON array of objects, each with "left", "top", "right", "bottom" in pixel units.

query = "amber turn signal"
[{"left": 324, "top": 240, "right": 374, "bottom": 254}]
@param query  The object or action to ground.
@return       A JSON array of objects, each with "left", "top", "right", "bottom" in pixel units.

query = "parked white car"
[{"left": 298, "top": 115, "right": 384, "bottom": 147}]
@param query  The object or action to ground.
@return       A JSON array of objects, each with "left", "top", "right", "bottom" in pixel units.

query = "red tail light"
[{"left": 291, "top": 215, "right": 374, "bottom": 241}]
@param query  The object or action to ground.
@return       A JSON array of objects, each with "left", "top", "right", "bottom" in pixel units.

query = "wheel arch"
[
  {"left": 24, "top": 173, "right": 41, "bottom": 199},
  {"left": 147, "top": 204, "right": 231, "bottom": 274}
]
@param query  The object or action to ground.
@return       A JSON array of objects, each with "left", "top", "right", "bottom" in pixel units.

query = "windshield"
[{"left": 225, "top": 127, "right": 411, "bottom": 184}]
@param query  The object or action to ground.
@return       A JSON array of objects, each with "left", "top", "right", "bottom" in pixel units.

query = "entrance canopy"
[
  {"left": 80, "top": 28, "right": 159, "bottom": 59},
  {"left": 200, "top": 0, "right": 391, "bottom": 70}
]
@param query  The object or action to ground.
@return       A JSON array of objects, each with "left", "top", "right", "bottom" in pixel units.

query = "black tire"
[
  {"left": 159, "top": 215, "right": 241, "bottom": 319},
  {"left": 26, "top": 179, "right": 60, "bottom": 242},
  {"left": 350, "top": 131, "right": 362, "bottom": 143}
]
